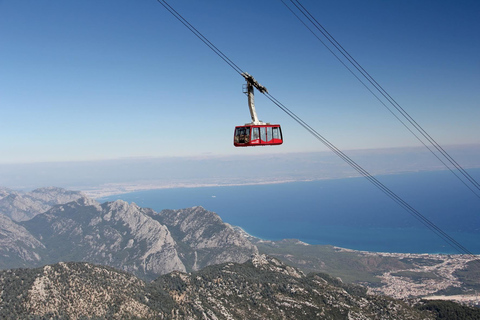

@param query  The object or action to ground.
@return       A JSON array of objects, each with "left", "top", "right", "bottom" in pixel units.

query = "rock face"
[
  {"left": 23, "top": 197, "right": 186, "bottom": 280},
  {"left": 0, "top": 258, "right": 433, "bottom": 320},
  {"left": 0, "top": 187, "right": 258, "bottom": 280},
  {"left": 153, "top": 206, "right": 258, "bottom": 272},
  {"left": 0, "top": 187, "right": 13, "bottom": 200},
  {"left": 0, "top": 262, "right": 154, "bottom": 319},
  {"left": 0, "top": 213, "right": 44, "bottom": 269},
  {"left": 0, "top": 187, "right": 84, "bottom": 222}
]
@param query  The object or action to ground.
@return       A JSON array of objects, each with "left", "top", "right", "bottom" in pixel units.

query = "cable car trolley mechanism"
[{"left": 233, "top": 73, "right": 283, "bottom": 147}]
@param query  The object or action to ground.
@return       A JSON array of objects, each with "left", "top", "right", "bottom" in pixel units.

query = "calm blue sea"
[{"left": 99, "top": 169, "right": 480, "bottom": 254}]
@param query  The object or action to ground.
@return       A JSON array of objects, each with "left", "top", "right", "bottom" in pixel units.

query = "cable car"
[
  {"left": 234, "top": 73, "right": 283, "bottom": 147},
  {"left": 234, "top": 124, "right": 283, "bottom": 147}
]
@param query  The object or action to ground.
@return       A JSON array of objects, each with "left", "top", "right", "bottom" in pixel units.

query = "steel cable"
[
  {"left": 156, "top": 0, "right": 244, "bottom": 76},
  {"left": 283, "top": 0, "right": 480, "bottom": 198},
  {"left": 265, "top": 92, "right": 475, "bottom": 256},
  {"left": 155, "top": 0, "right": 477, "bottom": 258}
]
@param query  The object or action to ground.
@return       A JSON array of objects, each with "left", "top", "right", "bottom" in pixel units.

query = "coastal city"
[{"left": 362, "top": 251, "right": 479, "bottom": 306}]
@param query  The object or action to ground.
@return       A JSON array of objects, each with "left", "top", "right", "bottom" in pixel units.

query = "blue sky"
[{"left": 1, "top": 0, "right": 479, "bottom": 164}]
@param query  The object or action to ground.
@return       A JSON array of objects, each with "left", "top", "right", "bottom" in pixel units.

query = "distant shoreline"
[
  {"left": 84, "top": 172, "right": 408, "bottom": 199},
  {"left": 82, "top": 178, "right": 328, "bottom": 199},
  {"left": 81, "top": 166, "right": 480, "bottom": 199},
  {"left": 92, "top": 170, "right": 480, "bottom": 256}
]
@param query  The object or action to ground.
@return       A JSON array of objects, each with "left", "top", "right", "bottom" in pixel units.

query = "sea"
[{"left": 99, "top": 169, "right": 480, "bottom": 254}]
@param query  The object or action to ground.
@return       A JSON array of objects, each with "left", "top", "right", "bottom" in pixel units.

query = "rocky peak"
[
  {"left": 0, "top": 259, "right": 436, "bottom": 319},
  {"left": 2, "top": 187, "right": 257, "bottom": 282},
  {"left": 102, "top": 200, "right": 146, "bottom": 217},
  {"left": 0, "top": 262, "right": 154, "bottom": 319},
  {"left": 23, "top": 197, "right": 186, "bottom": 280},
  {"left": 29, "top": 187, "right": 85, "bottom": 203},
  {"left": 0, "top": 187, "right": 16, "bottom": 200},
  {"left": 0, "top": 213, "right": 44, "bottom": 269},
  {"left": 153, "top": 206, "right": 258, "bottom": 272},
  {"left": 151, "top": 255, "right": 433, "bottom": 320},
  {"left": 0, "top": 186, "right": 84, "bottom": 222},
  {"left": 72, "top": 196, "right": 102, "bottom": 210},
  {"left": 46, "top": 196, "right": 102, "bottom": 220},
  {"left": 251, "top": 254, "right": 304, "bottom": 279}
]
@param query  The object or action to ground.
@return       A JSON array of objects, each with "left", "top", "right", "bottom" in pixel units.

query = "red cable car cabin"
[
  {"left": 233, "top": 73, "right": 283, "bottom": 147},
  {"left": 234, "top": 124, "right": 283, "bottom": 147}
]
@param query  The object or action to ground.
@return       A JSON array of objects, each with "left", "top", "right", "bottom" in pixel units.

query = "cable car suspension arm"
[{"left": 242, "top": 72, "right": 267, "bottom": 125}]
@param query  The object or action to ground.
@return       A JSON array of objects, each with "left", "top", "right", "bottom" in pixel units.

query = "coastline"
[
  {"left": 251, "top": 237, "right": 480, "bottom": 305},
  {"left": 81, "top": 178, "right": 326, "bottom": 199},
  {"left": 81, "top": 184, "right": 480, "bottom": 305},
  {"left": 78, "top": 170, "right": 445, "bottom": 199},
  {"left": 78, "top": 166, "right": 480, "bottom": 200},
  {"left": 91, "top": 172, "right": 480, "bottom": 256}
]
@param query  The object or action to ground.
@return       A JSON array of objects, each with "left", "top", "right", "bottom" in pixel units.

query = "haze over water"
[{"left": 100, "top": 169, "right": 480, "bottom": 254}]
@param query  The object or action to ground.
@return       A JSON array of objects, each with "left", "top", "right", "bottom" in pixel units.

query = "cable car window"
[
  {"left": 266, "top": 127, "right": 273, "bottom": 142},
  {"left": 234, "top": 128, "right": 240, "bottom": 143},
  {"left": 252, "top": 127, "right": 259, "bottom": 140},
  {"left": 260, "top": 127, "right": 266, "bottom": 142},
  {"left": 272, "top": 127, "right": 280, "bottom": 140},
  {"left": 235, "top": 127, "right": 250, "bottom": 144},
  {"left": 244, "top": 127, "right": 250, "bottom": 143}
]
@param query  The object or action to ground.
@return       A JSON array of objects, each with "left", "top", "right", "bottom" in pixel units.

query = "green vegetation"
[
  {"left": 454, "top": 259, "right": 480, "bottom": 291},
  {"left": 432, "top": 286, "right": 466, "bottom": 296},
  {"left": 416, "top": 300, "right": 480, "bottom": 320},
  {"left": 255, "top": 239, "right": 480, "bottom": 300},
  {"left": 255, "top": 240, "right": 410, "bottom": 284},
  {"left": 0, "top": 262, "right": 149, "bottom": 319},
  {"left": 401, "top": 257, "right": 443, "bottom": 266},
  {"left": 0, "top": 259, "right": 433, "bottom": 319}
]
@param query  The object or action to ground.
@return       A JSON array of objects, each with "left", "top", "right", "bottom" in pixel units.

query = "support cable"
[
  {"left": 265, "top": 91, "right": 475, "bottom": 257},
  {"left": 156, "top": 0, "right": 244, "bottom": 76},
  {"left": 155, "top": 0, "right": 477, "bottom": 258},
  {"left": 279, "top": 0, "right": 480, "bottom": 199},
  {"left": 283, "top": 0, "right": 480, "bottom": 198}
]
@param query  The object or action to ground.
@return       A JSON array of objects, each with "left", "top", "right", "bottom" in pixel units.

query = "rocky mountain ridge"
[
  {"left": 0, "top": 187, "right": 84, "bottom": 222},
  {"left": 22, "top": 197, "right": 186, "bottom": 279},
  {"left": 0, "top": 257, "right": 439, "bottom": 320},
  {"left": 0, "top": 213, "right": 44, "bottom": 269},
  {"left": 152, "top": 206, "right": 258, "bottom": 272},
  {"left": 0, "top": 190, "right": 257, "bottom": 280},
  {"left": 1, "top": 186, "right": 478, "bottom": 307}
]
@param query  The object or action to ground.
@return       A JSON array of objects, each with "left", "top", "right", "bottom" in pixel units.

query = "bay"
[{"left": 99, "top": 169, "right": 480, "bottom": 254}]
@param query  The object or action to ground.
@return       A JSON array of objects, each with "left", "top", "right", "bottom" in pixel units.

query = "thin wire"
[
  {"left": 284, "top": 0, "right": 480, "bottom": 198},
  {"left": 294, "top": 0, "right": 480, "bottom": 193},
  {"left": 279, "top": 0, "right": 480, "bottom": 198},
  {"left": 155, "top": 0, "right": 477, "bottom": 258},
  {"left": 156, "top": 0, "right": 244, "bottom": 76},
  {"left": 266, "top": 91, "right": 475, "bottom": 256}
]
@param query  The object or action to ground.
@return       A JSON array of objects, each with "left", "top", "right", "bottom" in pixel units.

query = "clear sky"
[{"left": 1, "top": 0, "right": 479, "bottom": 164}]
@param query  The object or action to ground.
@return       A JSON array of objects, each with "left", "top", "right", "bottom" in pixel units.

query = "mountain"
[
  {"left": 1, "top": 186, "right": 478, "bottom": 306},
  {"left": 0, "top": 187, "right": 14, "bottom": 199},
  {"left": 0, "top": 187, "right": 84, "bottom": 221},
  {"left": 11, "top": 196, "right": 258, "bottom": 280},
  {"left": 0, "top": 262, "right": 153, "bottom": 319},
  {"left": 22, "top": 197, "right": 186, "bottom": 279},
  {"left": 0, "top": 212, "right": 44, "bottom": 269},
  {"left": 152, "top": 254, "right": 432, "bottom": 319},
  {"left": 152, "top": 206, "right": 258, "bottom": 272},
  {"left": 0, "top": 257, "right": 438, "bottom": 320}
]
